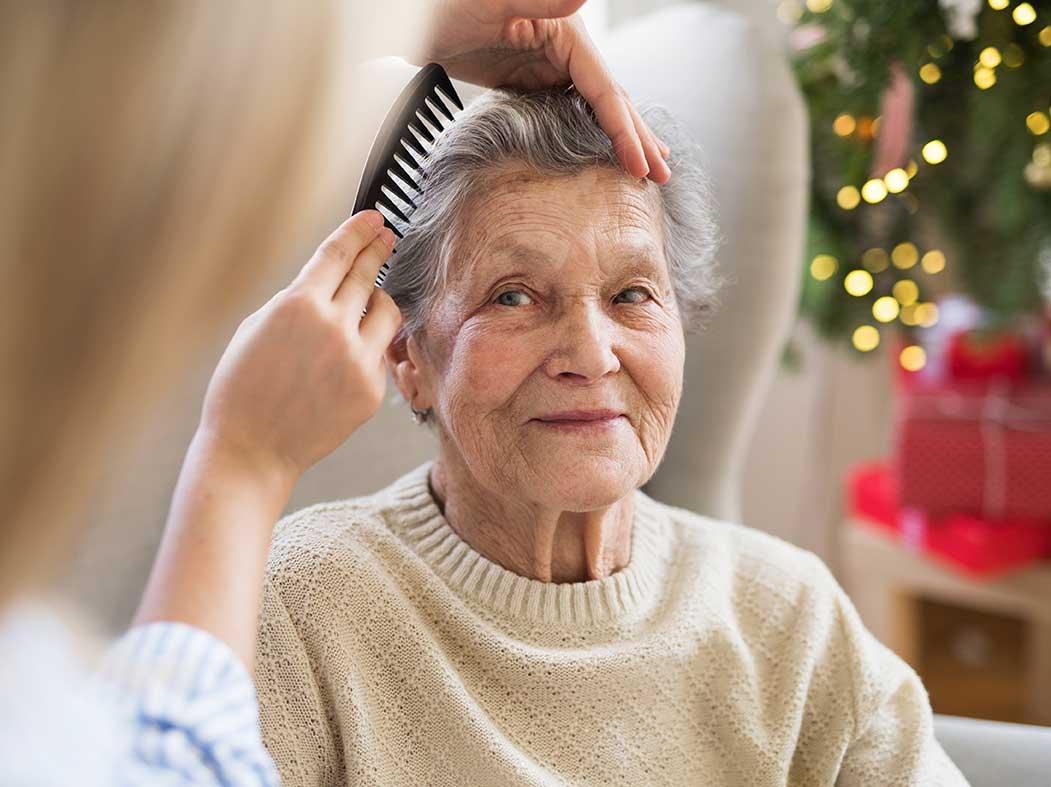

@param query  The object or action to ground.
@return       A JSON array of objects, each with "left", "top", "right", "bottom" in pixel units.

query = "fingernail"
[
  {"left": 363, "top": 210, "right": 385, "bottom": 228},
  {"left": 380, "top": 227, "right": 396, "bottom": 247}
]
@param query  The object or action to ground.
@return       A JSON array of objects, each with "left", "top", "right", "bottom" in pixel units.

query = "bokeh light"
[
  {"left": 862, "top": 248, "right": 889, "bottom": 273},
  {"left": 893, "top": 279, "right": 919, "bottom": 305},
  {"left": 810, "top": 254, "right": 838, "bottom": 280},
  {"left": 837, "top": 185, "right": 861, "bottom": 210},
  {"left": 845, "top": 269, "right": 874, "bottom": 296},
  {"left": 922, "top": 140, "right": 948, "bottom": 164},
  {"left": 872, "top": 296, "right": 900, "bottom": 323},
  {"left": 1012, "top": 3, "right": 1036, "bottom": 26},
  {"left": 919, "top": 63, "right": 942, "bottom": 84},
  {"left": 884, "top": 168, "right": 909, "bottom": 193},
  {"left": 900, "top": 345, "right": 927, "bottom": 371},
  {"left": 892, "top": 242, "right": 919, "bottom": 269},
  {"left": 861, "top": 179, "right": 888, "bottom": 203},
  {"left": 852, "top": 325, "right": 880, "bottom": 352},
  {"left": 833, "top": 113, "right": 856, "bottom": 137},
  {"left": 921, "top": 250, "right": 946, "bottom": 274},
  {"left": 1027, "top": 111, "right": 1050, "bottom": 136}
]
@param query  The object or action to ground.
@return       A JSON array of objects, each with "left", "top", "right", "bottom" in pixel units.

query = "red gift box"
[
  {"left": 845, "top": 461, "right": 1051, "bottom": 578},
  {"left": 892, "top": 380, "right": 1051, "bottom": 520},
  {"left": 947, "top": 329, "right": 1030, "bottom": 383}
]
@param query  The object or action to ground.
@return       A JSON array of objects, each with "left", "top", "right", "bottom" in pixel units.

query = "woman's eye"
[
  {"left": 494, "top": 290, "right": 532, "bottom": 307},
  {"left": 616, "top": 287, "right": 653, "bottom": 304},
  {"left": 493, "top": 287, "right": 652, "bottom": 307}
]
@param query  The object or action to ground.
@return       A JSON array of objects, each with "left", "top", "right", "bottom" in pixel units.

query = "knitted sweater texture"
[{"left": 255, "top": 459, "right": 967, "bottom": 786}]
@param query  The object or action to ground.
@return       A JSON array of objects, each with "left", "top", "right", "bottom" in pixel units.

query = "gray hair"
[{"left": 381, "top": 86, "right": 725, "bottom": 425}]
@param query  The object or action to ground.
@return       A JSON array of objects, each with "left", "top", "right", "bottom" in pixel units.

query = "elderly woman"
[{"left": 253, "top": 89, "right": 967, "bottom": 786}]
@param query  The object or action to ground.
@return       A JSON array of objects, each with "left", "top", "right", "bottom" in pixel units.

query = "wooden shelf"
[{"left": 840, "top": 517, "right": 1051, "bottom": 725}]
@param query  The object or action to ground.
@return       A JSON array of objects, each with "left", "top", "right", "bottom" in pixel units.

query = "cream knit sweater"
[{"left": 255, "top": 459, "right": 968, "bottom": 786}]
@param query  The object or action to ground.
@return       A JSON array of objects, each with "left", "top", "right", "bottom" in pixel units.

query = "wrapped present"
[
  {"left": 845, "top": 461, "right": 1051, "bottom": 578},
  {"left": 890, "top": 296, "right": 1045, "bottom": 392},
  {"left": 946, "top": 329, "right": 1030, "bottom": 383},
  {"left": 892, "top": 380, "right": 1051, "bottom": 520}
]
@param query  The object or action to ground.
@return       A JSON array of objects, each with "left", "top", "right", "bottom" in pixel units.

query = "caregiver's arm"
[{"left": 133, "top": 210, "right": 402, "bottom": 670}]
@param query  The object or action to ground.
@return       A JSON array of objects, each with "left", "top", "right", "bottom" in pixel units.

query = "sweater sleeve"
[
  {"left": 830, "top": 580, "right": 970, "bottom": 787},
  {"left": 98, "top": 621, "right": 279, "bottom": 786},
  {"left": 254, "top": 570, "right": 342, "bottom": 787}
]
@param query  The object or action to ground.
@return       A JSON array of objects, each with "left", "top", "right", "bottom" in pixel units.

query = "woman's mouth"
[{"left": 530, "top": 414, "right": 625, "bottom": 432}]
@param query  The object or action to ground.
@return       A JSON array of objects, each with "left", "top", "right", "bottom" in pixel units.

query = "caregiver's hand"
[
  {"left": 417, "top": 0, "right": 671, "bottom": 183},
  {"left": 198, "top": 210, "right": 401, "bottom": 484},
  {"left": 134, "top": 210, "right": 400, "bottom": 669}
]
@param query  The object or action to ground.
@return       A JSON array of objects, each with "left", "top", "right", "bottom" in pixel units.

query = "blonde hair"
[{"left": 0, "top": 2, "right": 344, "bottom": 601}]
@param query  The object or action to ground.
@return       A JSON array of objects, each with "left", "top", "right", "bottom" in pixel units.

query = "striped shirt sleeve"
[{"left": 97, "top": 621, "right": 280, "bottom": 787}]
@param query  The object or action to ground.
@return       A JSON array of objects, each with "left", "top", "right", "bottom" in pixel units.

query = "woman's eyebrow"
[{"left": 481, "top": 241, "right": 665, "bottom": 274}]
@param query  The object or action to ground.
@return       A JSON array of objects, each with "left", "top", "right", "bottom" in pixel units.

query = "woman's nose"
[{"left": 544, "top": 298, "right": 621, "bottom": 381}]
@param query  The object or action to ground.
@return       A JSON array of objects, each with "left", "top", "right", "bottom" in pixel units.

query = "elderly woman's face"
[{"left": 418, "top": 166, "right": 685, "bottom": 508}]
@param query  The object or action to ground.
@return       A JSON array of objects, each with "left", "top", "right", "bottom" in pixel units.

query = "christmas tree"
[{"left": 783, "top": 0, "right": 1051, "bottom": 369}]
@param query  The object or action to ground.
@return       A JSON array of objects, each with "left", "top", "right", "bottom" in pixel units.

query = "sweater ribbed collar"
[{"left": 382, "top": 459, "right": 674, "bottom": 627}]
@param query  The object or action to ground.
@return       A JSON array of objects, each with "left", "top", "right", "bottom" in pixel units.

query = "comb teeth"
[
  {"left": 389, "top": 154, "right": 420, "bottom": 194},
  {"left": 350, "top": 63, "right": 464, "bottom": 294},
  {"left": 409, "top": 115, "right": 435, "bottom": 144},
  {"left": 427, "top": 95, "right": 454, "bottom": 124},
  {"left": 377, "top": 194, "right": 410, "bottom": 224},
  {"left": 382, "top": 179, "right": 416, "bottom": 210},
  {"left": 416, "top": 102, "right": 441, "bottom": 134}
]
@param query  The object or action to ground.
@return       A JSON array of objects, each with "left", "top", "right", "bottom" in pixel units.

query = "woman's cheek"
[
  {"left": 448, "top": 322, "right": 535, "bottom": 410},
  {"left": 629, "top": 329, "right": 684, "bottom": 418}
]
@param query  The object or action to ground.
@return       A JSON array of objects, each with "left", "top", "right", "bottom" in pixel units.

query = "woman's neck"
[{"left": 426, "top": 456, "right": 633, "bottom": 583}]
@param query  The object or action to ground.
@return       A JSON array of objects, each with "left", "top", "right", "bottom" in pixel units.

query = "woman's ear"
[{"left": 384, "top": 331, "right": 434, "bottom": 409}]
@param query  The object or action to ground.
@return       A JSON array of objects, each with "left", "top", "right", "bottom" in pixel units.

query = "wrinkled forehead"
[{"left": 449, "top": 166, "right": 666, "bottom": 282}]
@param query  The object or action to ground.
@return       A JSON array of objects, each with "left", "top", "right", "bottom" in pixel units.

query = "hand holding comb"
[{"left": 352, "top": 63, "right": 464, "bottom": 298}]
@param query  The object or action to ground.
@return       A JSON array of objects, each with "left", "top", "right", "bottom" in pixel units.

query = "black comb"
[{"left": 352, "top": 62, "right": 464, "bottom": 291}]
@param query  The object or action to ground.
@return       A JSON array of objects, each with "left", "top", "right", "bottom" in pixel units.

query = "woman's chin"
[{"left": 519, "top": 458, "right": 641, "bottom": 510}]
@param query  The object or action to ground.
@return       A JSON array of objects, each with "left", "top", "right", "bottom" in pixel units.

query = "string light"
[
  {"left": 837, "top": 186, "right": 861, "bottom": 210},
  {"left": 919, "top": 63, "right": 942, "bottom": 84},
  {"left": 862, "top": 248, "right": 890, "bottom": 272},
  {"left": 979, "top": 47, "right": 1002, "bottom": 68},
  {"left": 1027, "top": 111, "right": 1050, "bottom": 136},
  {"left": 1012, "top": 3, "right": 1036, "bottom": 26},
  {"left": 988, "top": 0, "right": 1008, "bottom": 9},
  {"left": 900, "top": 303, "right": 920, "bottom": 326},
  {"left": 806, "top": 0, "right": 832, "bottom": 13},
  {"left": 893, "top": 279, "right": 919, "bottom": 305},
  {"left": 872, "top": 296, "right": 900, "bottom": 323},
  {"left": 915, "top": 302, "right": 940, "bottom": 328},
  {"left": 1040, "top": 26, "right": 1051, "bottom": 46},
  {"left": 861, "top": 179, "right": 888, "bottom": 203},
  {"left": 906, "top": 159, "right": 919, "bottom": 178},
  {"left": 856, "top": 116, "right": 876, "bottom": 141},
  {"left": 900, "top": 345, "right": 927, "bottom": 371},
  {"left": 810, "top": 254, "right": 838, "bottom": 280},
  {"left": 974, "top": 66, "right": 997, "bottom": 89},
  {"left": 892, "top": 242, "right": 919, "bottom": 269},
  {"left": 853, "top": 325, "right": 880, "bottom": 352},
  {"left": 833, "top": 113, "right": 856, "bottom": 136},
  {"left": 921, "top": 250, "right": 946, "bottom": 274},
  {"left": 844, "top": 269, "right": 874, "bottom": 296},
  {"left": 884, "top": 168, "right": 909, "bottom": 193},
  {"left": 922, "top": 140, "right": 948, "bottom": 164}
]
